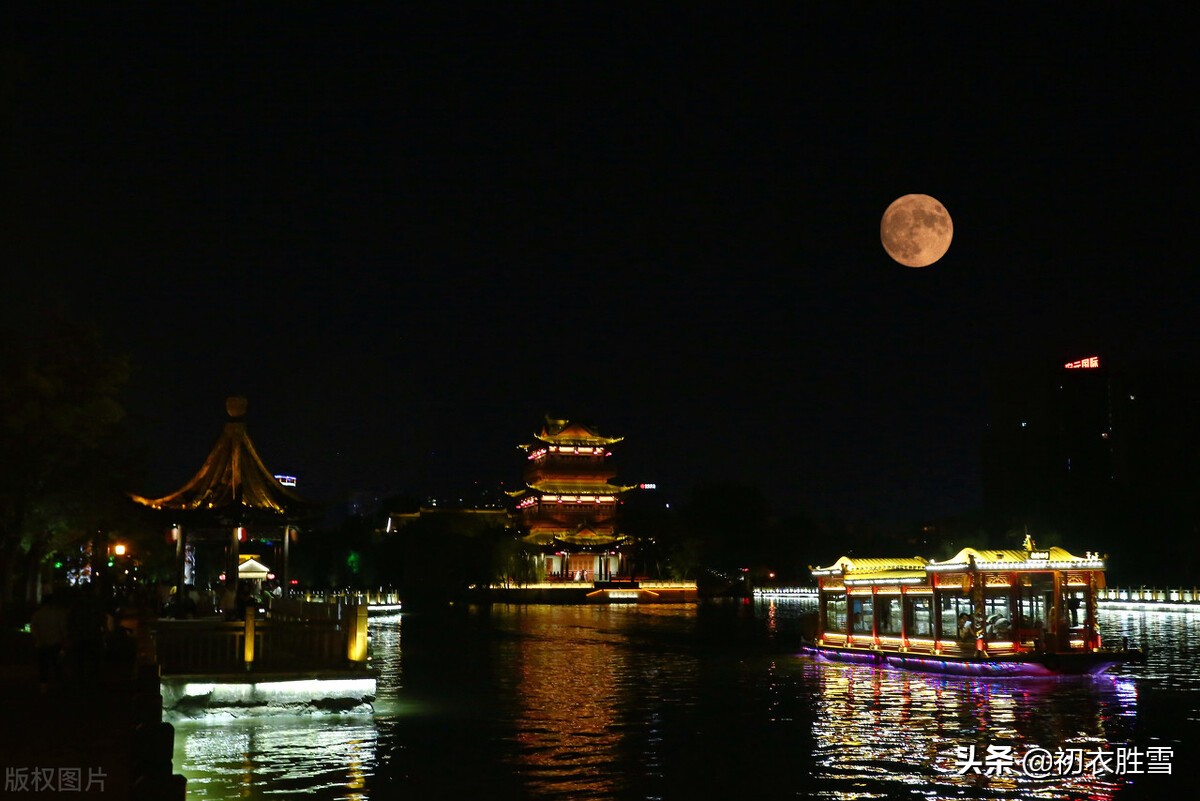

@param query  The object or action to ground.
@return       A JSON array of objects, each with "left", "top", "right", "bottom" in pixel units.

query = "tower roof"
[
  {"left": 531, "top": 415, "right": 624, "bottom": 447},
  {"left": 130, "top": 397, "right": 312, "bottom": 524}
]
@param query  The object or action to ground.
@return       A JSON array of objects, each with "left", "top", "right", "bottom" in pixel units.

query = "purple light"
[{"left": 801, "top": 644, "right": 1127, "bottom": 678}]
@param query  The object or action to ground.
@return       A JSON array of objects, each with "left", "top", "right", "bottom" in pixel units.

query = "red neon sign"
[{"left": 1065, "top": 356, "right": 1100, "bottom": 369}]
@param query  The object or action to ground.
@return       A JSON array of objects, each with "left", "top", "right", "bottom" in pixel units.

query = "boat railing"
[{"left": 760, "top": 586, "right": 1200, "bottom": 604}]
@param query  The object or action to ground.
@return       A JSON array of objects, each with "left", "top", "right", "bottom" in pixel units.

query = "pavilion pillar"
[
  {"left": 173, "top": 525, "right": 186, "bottom": 604},
  {"left": 282, "top": 525, "right": 291, "bottom": 596},
  {"left": 228, "top": 526, "right": 241, "bottom": 589}
]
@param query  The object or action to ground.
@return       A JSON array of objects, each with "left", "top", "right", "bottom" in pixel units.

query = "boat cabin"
[{"left": 812, "top": 540, "right": 1107, "bottom": 659}]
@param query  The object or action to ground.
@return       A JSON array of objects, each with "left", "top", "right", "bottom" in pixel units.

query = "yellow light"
[
  {"left": 244, "top": 609, "right": 255, "bottom": 665},
  {"left": 113, "top": 544, "right": 127, "bottom": 556}
]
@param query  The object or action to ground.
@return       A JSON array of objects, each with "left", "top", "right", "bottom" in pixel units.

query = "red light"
[{"left": 289, "top": 579, "right": 299, "bottom": 585}]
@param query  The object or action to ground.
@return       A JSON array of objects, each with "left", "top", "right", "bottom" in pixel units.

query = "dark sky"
[{"left": 4, "top": 7, "right": 1197, "bottom": 519}]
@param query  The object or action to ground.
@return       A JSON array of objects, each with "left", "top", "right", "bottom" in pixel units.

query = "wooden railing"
[
  {"left": 154, "top": 621, "right": 247, "bottom": 673},
  {"left": 153, "top": 602, "right": 369, "bottom": 675}
]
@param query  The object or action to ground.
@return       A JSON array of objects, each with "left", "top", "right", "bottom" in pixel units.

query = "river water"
[{"left": 173, "top": 601, "right": 1200, "bottom": 800}]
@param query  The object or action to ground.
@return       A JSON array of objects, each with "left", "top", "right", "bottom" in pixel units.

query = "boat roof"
[
  {"left": 811, "top": 556, "right": 929, "bottom": 576},
  {"left": 812, "top": 544, "right": 1107, "bottom": 580},
  {"left": 927, "top": 546, "right": 1105, "bottom": 571}
]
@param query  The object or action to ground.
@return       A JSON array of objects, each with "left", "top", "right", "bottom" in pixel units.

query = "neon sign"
[
  {"left": 1064, "top": 356, "right": 1100, "bottom": 369},
  {"left": 275, "top": 475, "right": 297, "bottom": 487}
]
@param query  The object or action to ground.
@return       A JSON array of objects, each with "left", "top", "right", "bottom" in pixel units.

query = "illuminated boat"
[{"left": 803, "top": 537, "right": 1142, "bottom": 676}]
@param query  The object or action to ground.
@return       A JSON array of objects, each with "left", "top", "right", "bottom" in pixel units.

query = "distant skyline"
[{"left": 5, "top": 7, "right": 1197, "bottom": 521}]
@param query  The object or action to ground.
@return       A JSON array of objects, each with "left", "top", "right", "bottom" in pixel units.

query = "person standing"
[{"left": 67, "top": 589, "right": 110, "bottom": 685}]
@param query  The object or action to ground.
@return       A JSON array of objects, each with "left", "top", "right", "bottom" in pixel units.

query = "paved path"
[{"left": 1, "top": 610, "right": 184, "bottom": 800}]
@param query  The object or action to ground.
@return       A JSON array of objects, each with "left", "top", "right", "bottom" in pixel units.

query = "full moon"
[{"left": 880, "top": 194, "right": 953, "bottom": 268}]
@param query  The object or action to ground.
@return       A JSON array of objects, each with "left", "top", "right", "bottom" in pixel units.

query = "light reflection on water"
[
  {"left": 175, "top": 718, "right": 375, "bottom": 799},
  {"left": 172, "top": 601, "right": 1200, "bottom": 800},
  {"left": 804, "top": 658, "right": 1130, "bottom": 799}
]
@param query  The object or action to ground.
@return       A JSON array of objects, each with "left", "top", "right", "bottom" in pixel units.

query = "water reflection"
[
  {"left": 170, "top": 601, "right": 1200, "bottom": 800},
  {"left": 501, "top": 606, "right": 627, "bottom": 799},
  {"left": 803, "top": 658, "right": 1130, "bottom": 799},
  {"left": 175, "top": 718, "right": 376, "bottom": 800}
]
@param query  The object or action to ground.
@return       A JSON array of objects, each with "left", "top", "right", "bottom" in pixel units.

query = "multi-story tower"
[{"left": 511, "top": 416, "right": 636, "bottom": 581}]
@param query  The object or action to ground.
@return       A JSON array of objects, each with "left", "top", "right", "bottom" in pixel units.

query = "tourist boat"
[{"left": 803, "top": 537, "right": 1143, "bottom": 676}]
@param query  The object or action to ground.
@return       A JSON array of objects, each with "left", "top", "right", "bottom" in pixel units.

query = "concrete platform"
[{"left": 160, "top": 671, "right": 377, "bottom": 719}]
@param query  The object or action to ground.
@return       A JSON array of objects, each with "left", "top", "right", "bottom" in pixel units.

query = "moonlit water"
[{"left": 173, "top": 603, "right": 1199, "bottom": 799}]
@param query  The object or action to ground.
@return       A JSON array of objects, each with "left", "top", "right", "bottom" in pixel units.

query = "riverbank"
[
  {"left": 475, "top": 581, "right": 699, "bottom": 604},
  {"left": 0, "top": 614, "right": 185, "bottom": 800}
]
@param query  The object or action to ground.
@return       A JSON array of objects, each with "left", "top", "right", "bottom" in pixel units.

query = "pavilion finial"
[{"left": 226, "top": 396, "right": 248, "bottom": 420}]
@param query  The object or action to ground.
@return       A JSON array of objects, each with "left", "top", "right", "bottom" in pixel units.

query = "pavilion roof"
[
  {"left": 238, "top": 557, "right": 272, "bottom": 579},
  {"left": 129, "top": 397, "right": 311, "bottom": 524}
]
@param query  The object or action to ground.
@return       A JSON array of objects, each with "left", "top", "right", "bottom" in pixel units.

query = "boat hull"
[{"left": 801, "top": 644, "right": 1139, "bottom": 677}]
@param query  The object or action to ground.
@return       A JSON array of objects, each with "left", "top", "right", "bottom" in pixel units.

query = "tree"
[{"left": 0, "top": 317, "right": 131, "bottom": 616}]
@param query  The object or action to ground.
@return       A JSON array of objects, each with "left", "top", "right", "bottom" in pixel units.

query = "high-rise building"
[
  {"left": 982, "top": 356, "right": 1115, "bottom": 536},
  {"left": 981, "top": 355, "right": 1200, "bottom": 579}
]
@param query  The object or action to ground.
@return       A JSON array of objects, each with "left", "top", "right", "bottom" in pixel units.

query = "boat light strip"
[{"left": 926, "top": 560, "right": 1105, "bottom": 572}]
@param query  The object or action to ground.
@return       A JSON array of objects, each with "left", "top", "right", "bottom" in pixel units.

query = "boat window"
[
  {"left": 851, "top": 596, "right": 873, "bottom": 634},
  {"left": 939, "top": 592, "right": 973, "bottom": 639},
  {"left": 1066, "top": 590, "right": 1086, "bottom": 628},
  {"left": 905, "top": 596, "right": 933, "bottom": 637},
  {"left": 825, "top": 593, "right": 847, "bottom": 632},
  {"left": 983, "top": 590, "right": 1012, "bottom": 639},
  {"left": 878, "top": 597, "right": 902, "bottom": 636},
  {"left": 1017, "top": 592, "right": 1047, "bottom": 631}
]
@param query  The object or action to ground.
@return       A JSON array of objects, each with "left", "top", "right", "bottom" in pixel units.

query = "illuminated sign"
[
  {"left": 639, "top": 483, "right": 657, "bottom": 489},
  {"left": 1029, "top": 550, "right": 1050, "bottom": 560},
  {"left": 1064, "top": 356, "right": 1100, "bottom": 369},
  {"left": 275, "top": 475, "right": 297, "bottom": 487}
]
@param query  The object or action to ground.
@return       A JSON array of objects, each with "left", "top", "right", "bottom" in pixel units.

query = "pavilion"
[{"left": 130, "top": 396, "right": 315, "bottom": 601}]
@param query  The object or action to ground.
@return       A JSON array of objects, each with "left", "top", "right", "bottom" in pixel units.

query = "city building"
[
  {"left": 980, "top": 355, "right": 1200, "bottom": 579},
  {"left": 981, "top": 354, "right": 1114, "bottom": 530}
]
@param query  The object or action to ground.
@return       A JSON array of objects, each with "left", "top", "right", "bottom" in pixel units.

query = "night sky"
[{"left": 5, "top": 7, "right": 1196, "bottom": 520}]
